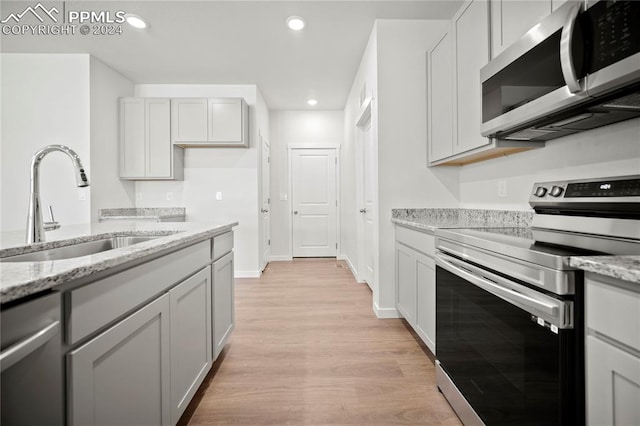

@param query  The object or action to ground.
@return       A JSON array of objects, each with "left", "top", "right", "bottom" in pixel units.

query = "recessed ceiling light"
[
  {"left": 125, "top": 14, "right": 148, "bottom": 29},
  {"left": 307, "top": 99, "right": 318, "bottom": 106},
  {"left": 287, "top": 16, "right": 305, "bottom": 31}
]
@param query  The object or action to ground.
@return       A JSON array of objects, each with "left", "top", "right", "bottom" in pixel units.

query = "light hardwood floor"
[{"left": 179, "top": 258, "right": 461, "bottom": 425}]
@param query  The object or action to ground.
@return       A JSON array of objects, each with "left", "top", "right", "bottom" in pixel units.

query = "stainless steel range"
[{"left": 434, "top": 175, "right": 640, "bottom": 426}]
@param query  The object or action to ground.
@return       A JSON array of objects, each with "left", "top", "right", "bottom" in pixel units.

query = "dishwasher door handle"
[{"left": 0, "top": 321, "right": 60, "bottom": 372}]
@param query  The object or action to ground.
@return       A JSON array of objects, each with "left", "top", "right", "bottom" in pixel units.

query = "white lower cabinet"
[
  {"left": 213, "top": 251, "right": 235, "bottom": 359},
  {"left": 585, "top": 272, "right": 640, "bottom": 426},
  {"left": 169, "top": 267, "right": 213, "bottom": 424},
  {"left": 414, "top": 252, "right": 436, "bottom": 352},
  {"left": 68, "top": 293, "right": 172, "bottom": 426},
  {"left": 396, "top": 243, "right": 417, "bottom": 327},
  {"left": 395, "top": 225, "right": 436, "bottom": 353}
]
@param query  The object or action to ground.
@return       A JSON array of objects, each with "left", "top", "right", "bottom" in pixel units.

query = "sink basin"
[{"left": 0, "top": 236, "right": 159, "bottom": 262}]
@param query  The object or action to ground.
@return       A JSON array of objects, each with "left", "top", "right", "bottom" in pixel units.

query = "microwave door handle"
[{"left": 560, "top": 2, "right": 583, "bottom": 94}]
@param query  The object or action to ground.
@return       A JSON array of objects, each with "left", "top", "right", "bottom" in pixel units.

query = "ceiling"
[{"left": 1, "top": 1, "right": 463, "bottom": 110}]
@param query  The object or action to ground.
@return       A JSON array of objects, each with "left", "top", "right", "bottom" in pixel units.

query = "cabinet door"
[
  {"left": 170, "top": 267, "right": 212, "bottom": 424},
  {"left": 491, "top": 0, "right": 552, "bottom": 58},
  {"left": 171, "top": 98, "right": 208, "bottom": 142},
  {"left": 119, "top": 98, "right": 146, "bottom": 178},
  {"left": 146, "top": 98, "right": 172, "bottom": 178},
  {"left": 415, "top": 252, "right": 436, "bottom": 353},
  {"left": 586, "top": 336, "right": 640, "bottom": 426},
  {"left": 208, "top": 98, "right": 242, "bottom": 143},
  {"left": 68, "top": 294, "right": 171, "bottom": 426},
  {"left": 396, "top": 243, "right": 416, "bottom": 327},
  {"left": 428, "top": 31, "right": 454, "bottom": 163},
  {"left": 454, "top": 0, "right": 491, "bottom": 154},
  {"left": 213, "top": 251, "right": 235, "bottom": 359}
]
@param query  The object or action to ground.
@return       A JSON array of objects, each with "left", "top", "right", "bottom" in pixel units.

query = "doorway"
[
  {"left": 260, "top": 135, "right": 271, "bottom": 271},
  {"left": 289, "top": 147, "right": 338, "bottom": 257}
]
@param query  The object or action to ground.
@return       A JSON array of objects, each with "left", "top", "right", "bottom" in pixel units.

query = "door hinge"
[
  {"left": 335, "top": 200, "right": 337, "bottom": 206},
  {"left": 268, "top": 197, "right": 270, "bottom": 204},
  {"left": 335, "top": 243, "right": 338, "bottom": 249},
  {"left": 268, "top": 239, "right": 271, "bottom": 245},
  {"left": 268, "top": 156, "right": 270, "bottom": 163}
]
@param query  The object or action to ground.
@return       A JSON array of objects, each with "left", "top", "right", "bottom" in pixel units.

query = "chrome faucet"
[{"left": 26, "top": 145, "right": 89, "bottom": 244}]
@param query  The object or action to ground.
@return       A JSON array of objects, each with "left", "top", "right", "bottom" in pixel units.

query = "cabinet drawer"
[
  {"left": 395, "top": 225, "right": 435, "bottom": 257},
  {"left": 67, "top": 240, "right": 211, "bottom": 345},
  {"left": 213, "top": 231, "right": 233, "bottom": 261},
  {"left": 586, "top": 273, "right": 640, "bottom": 352}
]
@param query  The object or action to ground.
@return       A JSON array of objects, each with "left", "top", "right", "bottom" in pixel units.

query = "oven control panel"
[{"left": 529, "top": 175, "right": 640, "bottom": 203}]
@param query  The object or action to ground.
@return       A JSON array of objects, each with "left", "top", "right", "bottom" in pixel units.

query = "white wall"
[
  {"left": 89, "top": 57, "right": 136, "bottom": 223},
  {"left": 342, "top": 23, "right": 379, "bottom": 280},
  {"left": 459, "top": 119, "right": 640, "bottom": 209},
  {"left": 1, "top": 54, "right": 91, "bottom": 233},
  {"left": 375, "top": 20, "right": 459, "bottom": 315},
  {"left": 342, "top": 20, "right": 460, "bottom": 317},
  {"left": 269, "top": 110, "right": 344, "bottom": 259},
  {"left": 133, "top": 84, "right": 267, "bottom": 277}
]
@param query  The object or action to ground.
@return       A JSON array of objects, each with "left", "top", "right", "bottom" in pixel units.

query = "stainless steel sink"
[{"left": 0, "top": 236, "right": 159, "bottom": 262}]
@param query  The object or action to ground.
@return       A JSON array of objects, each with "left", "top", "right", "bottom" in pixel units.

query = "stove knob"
[
  {"left": 534, "top": 186, "right": 548, "bottom": 197},
  {"left": 550, "top": 186, "right": 564, "bottom": 197}
]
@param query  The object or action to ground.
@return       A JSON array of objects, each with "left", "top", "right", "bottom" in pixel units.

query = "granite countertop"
[
  {"left": 569, "top": 256, "right": 640, "bottom": 284},
  {"left": 99, "top": 207, "right": 186, "bottom": 221},
  {"left": 391, "top": 208, "right": 534, "bottom": 233},
  {"left": 0, "top": 221, "right": 237, "bottom": 304}
]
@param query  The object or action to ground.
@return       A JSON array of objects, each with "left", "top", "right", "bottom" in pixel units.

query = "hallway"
[{"left": 180, "top": 258, "right": 460, "bottom": 425}]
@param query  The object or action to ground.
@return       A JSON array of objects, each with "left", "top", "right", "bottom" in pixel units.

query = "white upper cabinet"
[
  {"left": 119, "top": 98, "right": 183, "bottom": 180},
  {"left": 172, "top": 98, "right": 249, "bottom": 147},
  {"left": 454, "top": 0, "right": 491, "bottom": 154},
  {"left": 171, "top": 98, "right": 208, "bottom": 142},
  {"left": 491, "top": 0, "right": 553, "bottom": 58},
  {"left": 428, "top": 32, "right": 454, "bottom": 163}
]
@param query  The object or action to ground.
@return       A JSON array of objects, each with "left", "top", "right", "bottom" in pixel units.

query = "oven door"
[{"left": 435, "top": 251, "right": 581, "bottom": 426}]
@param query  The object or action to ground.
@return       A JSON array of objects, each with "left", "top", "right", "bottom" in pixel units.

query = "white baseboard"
[
  {"left": 268, "top": 255, "right": 293, "bottom": 262},
  {"left": 234, "top": 270, "right": 260, "bottom": 278},
  {"left": 336, "top": 254, "right": 365, "bottom": 283},
  {"left": 373, "top": 301, "right": 401, "bottom": 319}
]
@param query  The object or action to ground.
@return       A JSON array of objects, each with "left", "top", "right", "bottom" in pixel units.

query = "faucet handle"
[{"left": 43, "top": 205, "right": 60, "bottom": 231}]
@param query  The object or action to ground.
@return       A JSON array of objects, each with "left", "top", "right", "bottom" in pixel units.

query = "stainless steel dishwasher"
[{"left": 1, "top": 292, "right": 64, "bottom": 425}]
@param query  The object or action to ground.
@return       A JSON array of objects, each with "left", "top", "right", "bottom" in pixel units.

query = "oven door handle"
[{"left": 436, "top": 252, "right": 572, "bottom": 328}]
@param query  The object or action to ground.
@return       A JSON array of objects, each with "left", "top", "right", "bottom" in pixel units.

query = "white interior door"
[
  {"left": 260, "top": 137, "right": 271, "bottom": 271},
  {"left": 361, "top": 122, "right": 375, "bottom": 288},
  {"left": 291, "top": 148, "right": 337, "bottom": 257}
]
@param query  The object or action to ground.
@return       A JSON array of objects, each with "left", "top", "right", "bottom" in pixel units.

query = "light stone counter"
[
  {"left": 569, "top": 256, "right": 640, "bottom": 284},
  {"left": 98, "top": 207, "right": 186, "bottom": 222},
  {"left": 391, "top": 208, "right": 534, "bottom": 233},
  {"left": 0, "top": 221, "right": 237, "bottom": 304}
]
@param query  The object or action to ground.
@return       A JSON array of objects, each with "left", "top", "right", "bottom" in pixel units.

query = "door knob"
[
  {"left": 261, "top": 208, "right": 269, "bottom": 213},
  {"left": 359, "top": 208, "right": 367, "bottom": 213},
  {"left": 293, "top": 211, "right": 298, "bottom": 215}
]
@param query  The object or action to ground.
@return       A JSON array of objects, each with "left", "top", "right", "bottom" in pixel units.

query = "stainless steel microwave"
[{"left": 481, "top": 0, "right": 640, "bottom": 141}]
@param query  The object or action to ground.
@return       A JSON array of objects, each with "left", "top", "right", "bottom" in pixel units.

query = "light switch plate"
[
  {"left": 280, "top": 193, "right": 288, "bottom": 201},
  {"left": 498, "top": 180, "right": 508, "bottom": 198},
  {"left": 166, "top": 192, "right": 173, "bottom": 201},
  {"left": 78, "top": 189, "right": 87, "bottom": 201}
]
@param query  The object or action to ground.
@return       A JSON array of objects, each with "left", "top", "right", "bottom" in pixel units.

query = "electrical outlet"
[
  {"left": 166, "top": 192, "right": 173, "bottom": 201},
  {"left": 216, "top": 192, "right": 223, "bottom": 201},
  {"left": 498, "top": 180, "right": 508, "bottom": 198},
  {"left": 78, "top": 189, "right": 86, "bottom": 201},
  {"left": 280, "top": 193, "right": 288, "bottom": 201},
  {"left": 136, "top": 192, "right": 143, "bottom": 202}
]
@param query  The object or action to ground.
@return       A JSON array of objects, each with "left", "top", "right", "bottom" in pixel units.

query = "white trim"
[
  {"left": 269, "top": 255, "right": 293, "bottom": 262},
  {"left": 286, "top": 142, "right": 340, "bottom": 150},
  {"left": 372, "top": 301, "right": 401, "bottom": 319},
  {"left": 234, "top": 270, "right": 261, "bottom": 278},
  {"left": 337, "top": 254, "right": 363, "bottom": 283}
]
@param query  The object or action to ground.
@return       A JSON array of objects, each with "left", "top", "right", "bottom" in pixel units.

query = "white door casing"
[
  {"left": 290, "top": 147, "right": 338, "bottom": 257},
  {"left": 260, "top": 136, "right": 271, "bottom": 270}
]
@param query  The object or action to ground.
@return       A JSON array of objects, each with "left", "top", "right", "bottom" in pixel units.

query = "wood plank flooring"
[{"left": 179, "top": 258, "right": 461, "bottom": 425}]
